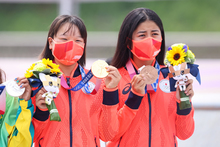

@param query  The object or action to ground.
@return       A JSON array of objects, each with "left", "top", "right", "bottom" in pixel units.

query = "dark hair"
[
  {"left": 0, "top": 69, "right": 6, "bottom": 84},
  {"left": 111, "top": 8, "right": 165, "bottom": 68},
  {"left": 39, "top": 15, "right": 87, "bottom": 67}
]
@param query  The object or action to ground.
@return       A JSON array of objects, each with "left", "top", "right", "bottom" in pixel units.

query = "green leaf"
[
  {"left": 32, "top": 71, "right": 40, "bottom": 79},
  {"left": 184, "top": 57, "right": 191, "bottom": 63},
  {"left": 42, "top": 68, "right": 51, "bottom": 74}
]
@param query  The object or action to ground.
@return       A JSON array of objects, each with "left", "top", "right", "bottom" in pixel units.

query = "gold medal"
[
  {"left": 91, "top": 60, "right": 109, "bottom": 78},
  {"left": 140, "top": 66, "right": 158, "bottom": 84}
]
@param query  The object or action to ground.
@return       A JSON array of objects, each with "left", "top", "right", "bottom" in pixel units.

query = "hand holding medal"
[
  {"left": 0, "top": 77, "right": 31, "bottom": 117},
  {"left": 130, "top": 65, "right": 158, "bottom": 95},
  {"left": 61, "top": 59, "right": 121, "bottom": 95},
  {"left": 139, "top": 65, "right": 158, "bottom": 85},
  {"left": 4, "top": 80, "right": 25, "bottom": 97},
  {"left": 92, "top": 60, "right": 121, "bottom": 89}
]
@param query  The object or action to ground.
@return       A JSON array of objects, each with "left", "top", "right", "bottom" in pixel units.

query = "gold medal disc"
[
  {"left": 140, "top": 66, "right": 158, "bottom": 84},
  {"left": 91, "top": 60, "right": 109, "bottom": 78}
]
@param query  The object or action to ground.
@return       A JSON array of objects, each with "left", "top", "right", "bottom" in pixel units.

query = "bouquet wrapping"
[
  {"left": 161, "top": 43, "right": 201, "bottom": 110},
  {"left": 25, "top": 58, "right": 62, "bottom": 121}
]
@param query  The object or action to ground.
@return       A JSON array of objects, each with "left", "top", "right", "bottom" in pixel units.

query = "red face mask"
[
  {"left": 52, "top": 40, "right": 84, "bottom": 65},
  {"left": 131, "top": 37, "right": 162, "bottom": 60}
]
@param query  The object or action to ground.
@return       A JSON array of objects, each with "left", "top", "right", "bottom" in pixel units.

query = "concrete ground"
[{"left": 1, "top": 58, "right": 220, "bottom": 147}]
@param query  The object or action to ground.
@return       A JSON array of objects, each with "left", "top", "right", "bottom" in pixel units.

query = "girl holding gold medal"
[
  {"left": 32, "top": 15, "right": 121, "bottom": 147},
  {"left": 101, "top": 8, "right": 195, "bottom": 147}
]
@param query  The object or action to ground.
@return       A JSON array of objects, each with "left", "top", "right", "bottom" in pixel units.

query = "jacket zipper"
[
  {"left": 174, "top": 135, "right": 176, "bottom": 147},
  {"left": 94, "top": 137, "right": 98, "bottom": 147},
  {"left": 147, "top": 93, "right": 152, "bottom": 147},
  {"left": 67, "top": 78, "right": 73, "bottom": 147},
  {"left": 117, "top": 137, "right": 122, "bottom": 147},
  {"left": 39, "top": 138, "right": 43, "bottom": 147}
]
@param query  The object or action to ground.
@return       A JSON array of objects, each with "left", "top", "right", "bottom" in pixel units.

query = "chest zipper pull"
[{"left": 66, "top": 77, "right": 71, "bottom": 87}]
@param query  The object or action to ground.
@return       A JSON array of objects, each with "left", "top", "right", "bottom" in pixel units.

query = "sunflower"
[
  {"left": 51, "top": 67, "right": 61, "bottom": 74},
  {"left": 24, "top": 70, "right": 33, "bottom": 78},
  {"left": 166, "top": 45, "right": 186, "bottom": 66},
  {"left": 24, "top": 63, "right": 35, "bottom": 78},
  {"left": 42, "top": 58, "right": 52, "bottom": 68},
  {"left": 42, "top": 58, "right": 59, "bottom": 71},
  {"left": 28, "top": 63, "right": 35, "bottom": 71}
]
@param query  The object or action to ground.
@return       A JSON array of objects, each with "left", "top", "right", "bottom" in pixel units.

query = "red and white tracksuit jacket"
[
  {"left": 32, "top": 65, "right": 119, "bottom": 147},
  {"left": 99, "top": 65, "right": 194, "bottom": 147}
]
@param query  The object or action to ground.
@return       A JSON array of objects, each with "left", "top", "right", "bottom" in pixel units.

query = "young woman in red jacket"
[
  {"left": 32, "top": 15, "right": 121, "bottom": 147},
  {"left": 99, "top": 8, "right": 195, "bottom": 147}
]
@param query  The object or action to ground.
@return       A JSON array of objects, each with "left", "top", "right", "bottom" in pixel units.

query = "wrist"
[{"left": 131, "top": 88, "right": 145, "bottom": 96}]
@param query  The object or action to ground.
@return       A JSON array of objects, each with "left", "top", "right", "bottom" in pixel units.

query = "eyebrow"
[
  {"left": 137, "top": 31, "right": 147, "bottom": 34},
  {"left": 137, "top": 30, "right": 160, "bottom": 34},
  {"left": 59, "top": 33, "right": 82, "bottom": 38},
  {"left": 152, "top": 30, "right": 160, "bottom": 32}
]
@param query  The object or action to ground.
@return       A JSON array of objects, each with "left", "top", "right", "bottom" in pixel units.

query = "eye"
[
  {"left": 76, "top": 40, "right": 82, "bottom": 43},
  {"left": 152, "top": 33, "right": 159, "bottom": 36},
  {"left": 181, "top": 70, "right": 184, "bottom": 75},
  {"left": 49, "top": 82, "right": 53, "bottom": 86},
  {"left": 172, "top": 73, "right": 175, "bottom": 77},
  {"left": 76, "top": 39, "right": 83, "bottom": 43},
  {"left": 60, "top": 38, "right": 68, "bottom": 41},
  {"left": 57, "top": 83, "right": 60, "bottom": 87},
  {"left": 138, "top": 34, "right": 145, "bottom": 37}
]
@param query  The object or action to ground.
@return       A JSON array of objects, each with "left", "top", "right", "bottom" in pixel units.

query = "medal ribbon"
[
  {"left": 61, "top": 65, "right": 102, "bottom": 94},
  {"left": 126, "top": 59, "right": 160, "bottom": 93}
]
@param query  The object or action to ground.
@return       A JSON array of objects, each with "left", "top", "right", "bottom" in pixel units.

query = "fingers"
[
  {"left": 15, "top": 77, "right": 32, "bottom": 100},
  {"left": 106, "top": 66, "right": 121, "bottom": 79},
  {"left": 38, "top": 87, "right": 47, "bottom": 93},
  {"left": 105, "top": 66, "right": 121, "bottom": 89},
  {"left": 131, "top": 75, "right": 145, "bottom": 87},
  {"left": 36, "top": 88, "right": 47, "bottom": 99},
  {"left": 185, "top": 79, "right": 194, "bottom": 100},
  {"left": 176, "top": 79, "right": 194, "bottom": 101},
  {"left": 15, "top": 77, "right": 29, "bottom": 88},
  {"left": 175, "top": 86, "right": 180, "bottom": 101},
  {"left": 131, "top": 74, "right": 146, "bottom": 95},
  {"left": 36, "top": 88, "right": 47, "bottom": 109}
]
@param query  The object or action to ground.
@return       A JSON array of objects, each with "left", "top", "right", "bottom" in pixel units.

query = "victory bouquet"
[
  {"left": 25, "top": 58, "right": 62, "bottom": 121},
  {"left": 161, "top": 43, "right": 201, "bottom": 110}
]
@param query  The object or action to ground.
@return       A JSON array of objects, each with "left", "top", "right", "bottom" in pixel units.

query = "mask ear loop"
[
  {"left": 126, "top": 37, "right": 133, "bottom": 60},
  {"left": 126, "top": 37, "right": 132, "bottom": 50}
]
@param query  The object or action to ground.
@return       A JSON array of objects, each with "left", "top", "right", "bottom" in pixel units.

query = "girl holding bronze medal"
[
  {"left": 101, "top": 8, "right": 195, "bottom": 147},
  {"left": 32, "top": 15, "right": 121, "bottom": 147}
]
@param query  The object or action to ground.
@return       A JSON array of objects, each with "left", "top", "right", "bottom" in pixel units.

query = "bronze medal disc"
[
  {"left": 140, "top": 66, "right": 158, "bottom": 84},
  {"left": 91, "top": 60, "right": 109, "bottom": 78}
]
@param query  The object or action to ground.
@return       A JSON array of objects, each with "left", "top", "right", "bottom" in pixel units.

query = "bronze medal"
[{"left": 140, "top": 66, "right": 158, "bottom": 84}]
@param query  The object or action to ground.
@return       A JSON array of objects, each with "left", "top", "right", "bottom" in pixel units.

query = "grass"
[{"left": 0, "top": 0, "right": 219, "bottom": 32}]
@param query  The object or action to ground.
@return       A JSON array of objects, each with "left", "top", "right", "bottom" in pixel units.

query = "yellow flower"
[
  {"left": 24, "top": 70, "right": 33, "bottom": 78},
  {"left": 51, "top": 68, "right": 61, "bottom": 74},
  {"left": 166, "top": 45, "right": 186, "bottom": 66},
  {"left": 24, "top": 63, "right": 35, "bottom": 78},
  {"left": 28, "top": 63, "right": 35, "bottom": 71},
  {"left": 42, "top": 58, "right": 60, "bottom": 74},
  {"left": 42, "top": 58, "right": 52, "bottom": 67}
]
